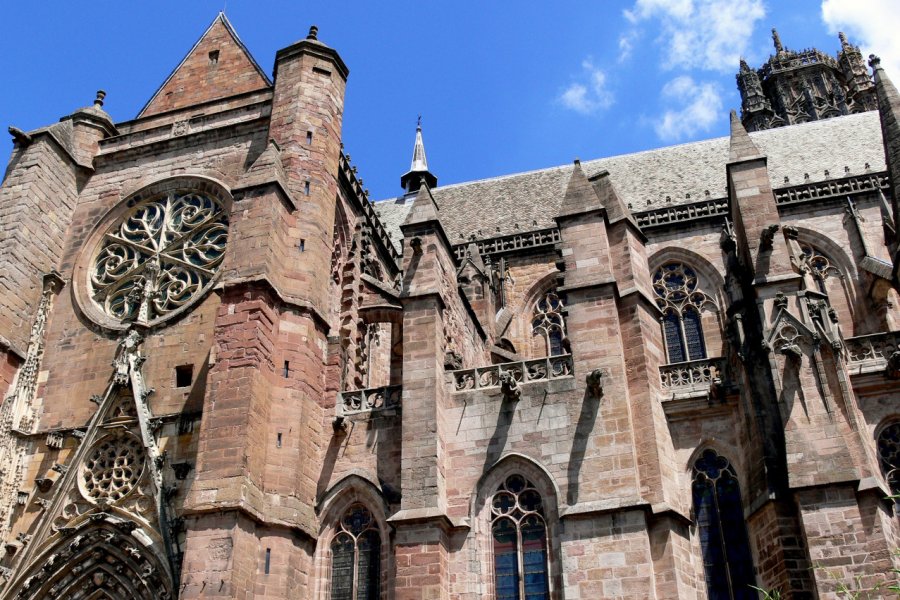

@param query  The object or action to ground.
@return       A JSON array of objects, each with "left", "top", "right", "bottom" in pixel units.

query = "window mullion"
[
  {"left": 516, "top": 519, "right": 525, "bottom": 600},
  {"left": 710, "top": 479, "right": 736, "bottom": 600},
  {"left": 677, "top": 313, "right": 690, "bottom": 361},
  {"left": 351, "top": 536, "right": 359, "bottom": 600}
]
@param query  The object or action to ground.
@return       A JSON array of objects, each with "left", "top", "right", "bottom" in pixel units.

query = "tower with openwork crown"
[{"left": 737, "top": 29, "right": 877, "bottom": 131}]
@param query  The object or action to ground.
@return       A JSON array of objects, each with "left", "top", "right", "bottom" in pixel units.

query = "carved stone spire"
[
  {"left": 772, "top": 28, "right": 784, "bottom": 54},
  {"left": 737, "top": 57, "right": 773, "bottom": 131},
  {"left": 400, "top": 118, "right": 438, "bottom": 194}
]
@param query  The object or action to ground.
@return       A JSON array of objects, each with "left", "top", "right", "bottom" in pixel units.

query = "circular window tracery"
[
  {"left": 81, "top": 434, "right": 146, "bottom": 502},
  {"left": 82, "top": 184, "right": 229, "bottom": 328}
]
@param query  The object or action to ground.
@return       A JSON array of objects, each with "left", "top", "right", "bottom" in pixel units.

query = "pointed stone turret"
[
  {"left": 870, "top": 54, "right": 900, "bottom": 265},
  {"left": 558, "top": 159, "right": 603, "bottom": 218},
  {"left": 400, "top": 119, "right": 438, "bottom": 194},
  {"left": 591, "top": 170, "right": 638, "bottom": 228},
  {"left": 729, "top": 110, "right": 763, "bottom": 162},
  {"left": 401, "top": 178, "right": 441, "bottom": 228},
  {"left": 138, "top": 13, "right": 271, "bottom": 117}
]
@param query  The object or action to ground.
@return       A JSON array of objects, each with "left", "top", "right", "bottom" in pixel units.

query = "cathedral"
[{"left": 1, "top": 12, "right": 900, "bottom": 600}]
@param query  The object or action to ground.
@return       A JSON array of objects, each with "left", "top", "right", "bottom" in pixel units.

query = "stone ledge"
[{"left": 560, "top": 496, "right": 649, "bottom": 519}]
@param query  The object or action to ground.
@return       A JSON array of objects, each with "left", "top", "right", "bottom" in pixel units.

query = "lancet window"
[
  {"left": 692, "top": 449, "right": 756, "bottom": 600},
  {"left": 330, "top": 504, "right": 381, "bottom": 600},
  {"left": 532, "top": 292, "right": 566, "bottom": 357},
  {"left": 877, "top": 423, "right": 900, "bottom": 501},
  {"left": 491, "top": 474, "right": 550, "bottom": 600},
  {"left": 653, "top": 263, "right": 714, "bottom": 363}
]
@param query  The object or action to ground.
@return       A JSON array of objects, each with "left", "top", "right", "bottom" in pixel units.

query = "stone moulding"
[
  {"left": 337, "top": 384, "right": 401, "bottom": 417},
  {"left": 845, "top": 330, "right": 900, "bottom": 374},
  {"left": 659, "top": 357, "right": 726, "bottom": 390},
  {"left": 450, "top": 354, "right": 574, "bottom": 392}
]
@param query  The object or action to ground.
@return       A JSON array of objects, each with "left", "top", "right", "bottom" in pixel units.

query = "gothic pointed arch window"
[
  {"left": 532, "top": 292, "right": 567, "bottom": 357},
  {"left": 330, "top": 504, "right": 381, "bottom": 600},
  {"left": 653, "top": 263, "right": 714, "bottom": 363},
  {"left": 877, "top": 422, "right": 900, "bottom": 504},
  {"left": 692, "top": 449, "right": 757, "bottom": 600},
  {"left": 799, "top": 243, "right": 841, "bottom": 295},
  {"left": 491, "top": 474, "right": 551, "bottom": 600}
]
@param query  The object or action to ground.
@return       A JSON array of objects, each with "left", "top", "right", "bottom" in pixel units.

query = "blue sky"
[{"left": 1, "top": 1, "right": 898, "bottom": 201}]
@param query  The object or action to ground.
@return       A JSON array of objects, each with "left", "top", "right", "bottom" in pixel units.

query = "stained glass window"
[
  {"left": 532, "top": 292, "right": 567, "bottom": 357},
  {"left": 653, "top": 263, "right": 714, "bottom": 363},
  {"left": 692, "top": 449, "right": 756, "bottom": 600},
  {"left": 330, "top": 504, "right": 380, "bottom": 600},
  {"left": 877, "top": 423, "right": 900, "bottom": 507},
  {"left": 491, "top": 475, "right": 550, "bottom": 600}
]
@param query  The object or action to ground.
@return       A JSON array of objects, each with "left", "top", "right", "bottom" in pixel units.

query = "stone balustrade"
[
  {"left": 845, "top": 331, "right": 900, "bottom": 367},
  {"left": 337, "top": 385, "right": 401, "bottom": 416},
  {"left": 450, "top": 355, "right": 574, "bottom": 392},
  {"left": 659, "top": 357, "right": 725, "bottom": 390}
]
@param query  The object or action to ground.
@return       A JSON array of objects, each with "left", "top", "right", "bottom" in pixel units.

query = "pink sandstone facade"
[{"left": 0, "top": 14, "right": 899, "bottom": 600}]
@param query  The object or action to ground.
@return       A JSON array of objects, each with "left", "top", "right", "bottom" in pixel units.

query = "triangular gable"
[{"left": 138, "top": 13, "right": 272, "bottom": 118}]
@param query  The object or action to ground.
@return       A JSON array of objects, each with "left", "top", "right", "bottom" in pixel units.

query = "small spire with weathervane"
[{"left": 400, "top": 116, "right": 438, "bottom": 195}]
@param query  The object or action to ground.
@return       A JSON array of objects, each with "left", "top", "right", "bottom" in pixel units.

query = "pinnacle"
[
  {"left": 728, "top": 110, "right": 763, "bottom": 162},
  {"left": 557, "top": 159, "right": 603, "bottom": 218},
  {"left": 401, "top": 179, "right": 440, "bottom": 227}
]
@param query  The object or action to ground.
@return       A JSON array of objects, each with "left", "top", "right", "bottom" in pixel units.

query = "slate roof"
[{"left": 374, "top": 111, "right": 886, "bottom": 250}]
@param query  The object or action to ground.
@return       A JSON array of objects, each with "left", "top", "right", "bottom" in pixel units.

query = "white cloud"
[
  {"left": 622, "top": 0, "right": 766, "bottom": 72},
  {"left": 654, "top": 76, "right": 723, "bottom": 141},
  {"left": 559, "top": 59, "right": 615, "bottom": 114},
  {"left": 618, "top": 28, "right": 641, "bottom": 62},
  {"left": 821, "top": 0, "right": 900, "bottom": 76}
]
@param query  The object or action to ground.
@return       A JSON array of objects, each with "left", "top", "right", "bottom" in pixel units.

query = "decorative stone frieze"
[
  {"left": 337, "top": 385, "right": 401, "bottom": 417},
  {"left": 451, "top": 355, "right": 574, "bottom": 392},
  {"left": 659, "top": 358, "right": 726, "bottom": 390}
]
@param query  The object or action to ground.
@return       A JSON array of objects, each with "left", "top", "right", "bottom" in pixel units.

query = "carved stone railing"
[
  {"left": 760, "top": 48, "right": 840, "bottom": 77},
  {"left": 452, "top": 227, "right": 561, "bottom": 261},
  {"left": 337, "top": 385, "right": 401, "bottom": 416},
  {"left": 845, "top": 331, "right": 900, "bottom": 368},
  {"left": 444, "top": 174, "right": 890, "bottom": 255},
  {"left": 773, "top": 173, "right": 889, "bottom": 206},
  {"left": 451, "top": 355, "right": 574, "bottom": 391},
  {"left": 659, "top": 357, "right": 725, "bottom": 390},
  {"left": 634, "top": 197, "right": 729, "bottom": 229},
  {"left": 634, "top": 172, "right": 888, "bottom": 231}
]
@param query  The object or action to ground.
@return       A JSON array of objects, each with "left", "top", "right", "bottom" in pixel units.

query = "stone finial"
[
  {"left": 838, "top": 31, "right": 850, "bottom": 49},
  {"left": 869, "top": 54, "right": 882, "bottom": 69},
  {"left": 772, "top": 28, "right": 784, "bottom": 53},
  {"left": 739, "top": 58, "right": 751, "bottom": 72},
  {"left": 307, "top": 25, "right": 319, "bottom": 40},
  {"left": 93, "top": 90, "right": 106, "bottom": 109}
]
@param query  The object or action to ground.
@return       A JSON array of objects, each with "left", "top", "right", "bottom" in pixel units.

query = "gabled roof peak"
[{"left": 137, "top": 12, "right": 272, "bottom": 118}]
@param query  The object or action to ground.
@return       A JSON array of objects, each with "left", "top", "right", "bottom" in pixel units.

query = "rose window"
[
  {"left": 88, "top": 189, "right": 229, "bottom": 326},
  {"left": 82, "top": 435, "right": 146, "bottom": 502}
]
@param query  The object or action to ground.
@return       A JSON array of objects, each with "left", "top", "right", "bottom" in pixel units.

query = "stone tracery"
[
  {"left": 89, "top": 190, "right": 228, "bottom": 326},
  {"left": 653, "top": 262, "right": 715, "bottom": 363}
]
